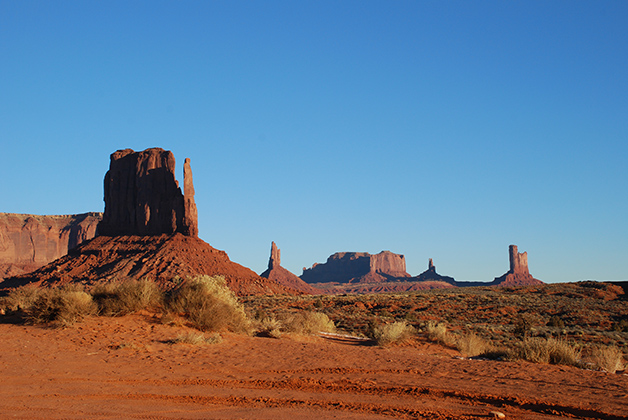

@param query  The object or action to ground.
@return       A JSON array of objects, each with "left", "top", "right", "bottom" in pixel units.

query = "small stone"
[{"left": 490, "top": 411, "right": 506, "bottom": 419}]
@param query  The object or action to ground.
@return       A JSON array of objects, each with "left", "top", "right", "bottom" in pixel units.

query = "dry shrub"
[
  {"left": 587, "top": 345, "right": 625, "bottom": 373},
  {"left": 516, "top": 337, "right": 581, "bottom": 366},
  {"left": 172, "top": 331, "right": 223, "bottom": 345},
  {"left": 456, "top": 333, "right": 491, "bottom": 357},
  {"left": 0, "top": 285, "right": 43, "bottom": 313},
  {"left": 283, "top": 311, "right": 335, "bottom": 335},
  {"left": 92, "top": 279, "right": 163, "bottom": 316},
  {"left": 254, "top": 316, "right": 283, "bottom": 338},
  {"left": 373, "top": 321, "right": 415, "bottom": 346},
  {"left": 26, "top": 287, "right": 97, "bottom": 327},
  {"left": 425, "top": 321, "right": 454, "bottom": 346},
  {"left": 166, "top": 275, "right": 250, "bottom": 333}
]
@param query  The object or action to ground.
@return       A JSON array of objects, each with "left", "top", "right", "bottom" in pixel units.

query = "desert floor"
[{"left": 0, "top": 313, "right": 626, "bottom": 420}]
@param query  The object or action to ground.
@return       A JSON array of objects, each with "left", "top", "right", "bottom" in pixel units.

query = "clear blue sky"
[{"left": 1, "top": 1, "right": 626, "bottom": 283}]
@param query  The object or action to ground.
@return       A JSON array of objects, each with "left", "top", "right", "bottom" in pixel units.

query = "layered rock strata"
[
  {"left": 97, "top": 148, "right": 198, "bottom": 237},
  {"left": 0, "top": 212, "right": 101, "bottom": 279},
  {"left": 260, "top": 242, "right": 320, "bottom": 294},
  {"left": 301, "top": 251, "right": 410, "bottom": 284}
]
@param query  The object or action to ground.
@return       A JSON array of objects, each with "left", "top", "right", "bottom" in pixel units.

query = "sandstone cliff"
[
  {"left": 491, "top": 245, "right": 543, "bottom": 286},
  {"left": 260, "top": 242, "right": 321, "bottom": 294},
  {"left": 0, "top": 212, "right": 101, "bottom": 279},
  {"left": 300, "top": 251, "right": 410, "bottom": 284},
  {"left": 97, "top": 148, "right": 198, "bottom": 237}
]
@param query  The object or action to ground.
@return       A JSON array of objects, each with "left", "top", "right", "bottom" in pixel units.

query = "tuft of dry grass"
[
  {"left": 516, "top": 337, "right": 581, "bottom": 366},
  {"left": 0, "top": 285, "right": 44, "bottom": 313},
  {"left": 254, "top": 316, "right": 283, "bottom": 338},
  {"left": 425, "top": 321, "right": 454, "bottom": 346},
  {"left": 587, "top": 344, "right": 625, "bottom": 373},
  {"left": 171, "top": 331, "right": 223, "bottom": 345},
  {"left": 92, "top": 279, "right": 163, "bottom": 316},
  {"left": 282, "top": 311, "right": 335, "bottom": 335},
  {"left": 166, "top": 275, "right": 250, "bottom": 333},
  {"left": 373, "top": 321, "right": 415, "bottom": 346},
  {"left": 456, "top": 333, "right": 492, "bottom": 357},
  {"left": 26, "top": 287, "right": 97, "bottom": 327}
]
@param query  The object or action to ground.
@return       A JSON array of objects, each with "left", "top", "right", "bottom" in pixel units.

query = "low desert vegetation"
[
  {"left": 171, "top": 330, "right": 223, "bottom": 345},
  {"left": 586, "top": 344, "right": 625, "bottom": 373},
  {"left": 425, "top": 320, "right": 454, "bottom": 346},
  {"left": 25, "top": 286, "right": 97, "bottom": 327},
  {"left": 372, "top": 321, "right": 415, "bottom": 346},
  {"left": 165, "top": 275, "right": 250, "bottom": 333},
  {"left": 282, "top": 311, "right": 335, "bottom": 335},
  {"left": 254, "top": 316, "right": 283, "bottom": 338},
  {"left": 515, "top": 337, "right": 581, "bottom": 366},
  {"left": 92, "top": 279, "right": 163, "bottom": 316},
  {"left": 456, "top": 333, "right": 492, "bottom": 358}
]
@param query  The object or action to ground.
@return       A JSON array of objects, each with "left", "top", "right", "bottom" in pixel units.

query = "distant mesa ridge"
[{"left": 300, "top": 251, "right": 410, "bottom": 284}]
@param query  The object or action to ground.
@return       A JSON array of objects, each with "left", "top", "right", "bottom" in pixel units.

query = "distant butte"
[
  {"left": 2, "top": 148, "right": 296, "bottom": 296},
  {"left": 491, "top": 245, "right": 543, "bottom": 286},
  {"left": 300, "top": 251, "right": 410, "bottom": 284},
  {"left": 259, "top": 242, "right": 321, "bottom": 294},
  {"left": 413, "top": 258, "right": 456, "bottom": 285}
]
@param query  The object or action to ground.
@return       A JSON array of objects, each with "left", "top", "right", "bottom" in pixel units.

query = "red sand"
[{"left": 0, "top": 314, "right": 625, "bottom": 419}]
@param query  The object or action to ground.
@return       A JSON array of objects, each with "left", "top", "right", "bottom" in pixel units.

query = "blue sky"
[{"left": 1, "top": 1, "right": 626, "bottom": 282}]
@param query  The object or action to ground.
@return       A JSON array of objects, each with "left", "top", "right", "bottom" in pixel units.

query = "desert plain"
[{"left": 0, "top": 282, "right": 626, "bottom": 420}]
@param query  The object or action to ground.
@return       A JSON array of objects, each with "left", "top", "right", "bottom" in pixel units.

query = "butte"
[{"left": 2, "top": 148, "right": 294, "bottom": 296}]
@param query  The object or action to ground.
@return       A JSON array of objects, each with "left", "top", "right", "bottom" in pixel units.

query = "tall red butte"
[{"left": 1, "top": 148, "right": 294, "bottom": 296}]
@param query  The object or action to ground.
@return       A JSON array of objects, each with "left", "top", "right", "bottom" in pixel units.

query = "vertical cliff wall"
[
  {"left": 97, "top": 148, "right": 198, "bottom": 237},
  {"left": 492, "top": 244, "right": 542, "bottom": 286},
  {"left": 0, "top": 212, "right": 101, "bottom": 279}
]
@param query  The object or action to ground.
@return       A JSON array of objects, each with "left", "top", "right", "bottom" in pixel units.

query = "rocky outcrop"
[
  {"left": 1, "top": 234, "right": 294, "bottom": 296},
  {"left": 300, "top": 251, "right": 410, "bottom": 284},
  {"left": 260, "top": 242, "right": 321, "bottom": 294},
  {"left": 0, "top": 213, "right": 101, "bottom": 279},
  {"left": 97, "top": 148, "right": 198, "bottom": 237},
  {"left": 413, "top": 258, "right": 456, "bottom": 284},
  {"left": 492, "top": 245, "right": 543, "bottom": 286}
]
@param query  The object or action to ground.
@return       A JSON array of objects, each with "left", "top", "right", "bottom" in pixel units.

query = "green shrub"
[
  {"left": 92, "top": 279, "right": 163, "bottom": 316},
  {"left": 166, "top": 275, "right": 250, "bottom": 333},
  {"left": 26, "top": 287, "right": 97, "bottom": 327},
  {"left": 373, "top": 321, "right": 415, "bottom": 346}
]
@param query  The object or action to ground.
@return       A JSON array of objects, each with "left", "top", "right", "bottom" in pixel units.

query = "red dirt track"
[{"left": 0, "top": 313, "right": 625, "bottom": 419}]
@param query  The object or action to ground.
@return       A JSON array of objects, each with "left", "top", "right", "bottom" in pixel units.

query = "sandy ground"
[{"left": 0, "top": 313, "right": 626, "bottom": 420}]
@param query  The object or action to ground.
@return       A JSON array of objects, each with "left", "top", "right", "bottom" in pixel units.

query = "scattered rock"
[{"left": 490, "top": 411, "right": 506, "bottom": 418}]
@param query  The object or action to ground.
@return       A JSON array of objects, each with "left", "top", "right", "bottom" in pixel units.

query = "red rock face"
[
  {"left": 413, "top": 259, "right": 456, "bottom": 285},
  {"left": 2, "top": 234, "right": 295, "bottom": 296},
  {"left": 0, "top": 213, "right": 101, "bottom": 279},
  {"left": 97, "top": 148, "right": 198, "bottom": 237},
  {"left": 300, "top": 251, "right": 410, "bottom": 284},
  {"left": 260, "top": 242, "right": 320, "bottom": 294},
  {"left": 492, "top": 245, "right": 543, "bottom": 286}
]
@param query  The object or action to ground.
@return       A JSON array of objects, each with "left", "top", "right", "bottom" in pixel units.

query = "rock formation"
[
  {"left": 300, "top": 251, "right": 410, "bottom": 284},
  {"left": 97, "top": 148, "right": 198, "bottom": 237},
  {"left": 0, "top": 213, "right": 101, "bottom": 280},
  {"left": 2, "top": 148, "right": 298, "bottom": 296},
  {"left": 492, "top": 245, "right": 543, "bottom": 286},
  {"left": 413, "top": 258, "right": 456, "bottom": 285},
  {"left": 260, "top": 242, "right": 321, "bottom": 294}
]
